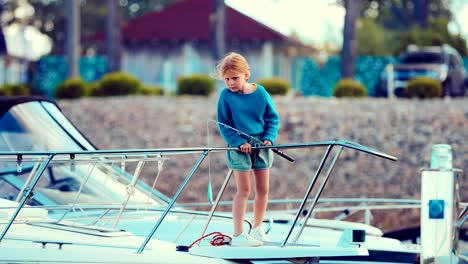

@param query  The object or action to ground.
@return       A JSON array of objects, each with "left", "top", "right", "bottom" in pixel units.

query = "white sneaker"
[
  {"left": 250, "top": 226, "right": 271, "bottom": 243},
  {"left": 231, "top": 231, "right": 263, "bottom": 247}
]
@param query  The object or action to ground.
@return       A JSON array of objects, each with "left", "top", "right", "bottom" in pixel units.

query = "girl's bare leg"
[
  {"left": 233, "top": 170, "right": 251, "bottom": 236},
  {"left": 252, "top": 169, "right": 270, "bottom": 228}
]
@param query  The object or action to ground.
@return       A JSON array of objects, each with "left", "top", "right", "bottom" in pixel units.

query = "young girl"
[{"left": 216, "top": 52, "right": 280, "bottom": 247}]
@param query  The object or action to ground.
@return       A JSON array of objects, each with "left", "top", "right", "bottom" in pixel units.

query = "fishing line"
[
  {"left": 145, "top": 154, "right": 166, "bottom": 211},
  {"left": 206, "top": 120, "right": 214, "bottom": 204}
]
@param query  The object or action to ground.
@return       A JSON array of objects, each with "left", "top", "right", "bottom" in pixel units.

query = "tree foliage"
[
  {"left": 361, "top": 0, "right": 452, "bottom": 29},
  {"left": 394, "top": 17, "right": 467, "bottom": 55},
  {"left": 355, "top": 0, "right": 467, "bottom": 56},
  {"left": 356, "top": 18, "right": 395, "bottom": 55},
  {"left": 2, "top": 0, "right": 177, "bottom": 54}
]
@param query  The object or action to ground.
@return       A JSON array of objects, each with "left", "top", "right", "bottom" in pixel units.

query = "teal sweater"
[{"left": 217, "top": 84, "right": 280, "bottom": 147}]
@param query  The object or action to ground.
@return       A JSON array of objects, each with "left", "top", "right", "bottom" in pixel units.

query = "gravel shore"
[{"left": 57, "top": 95, "right": 467, "bottom": 230}]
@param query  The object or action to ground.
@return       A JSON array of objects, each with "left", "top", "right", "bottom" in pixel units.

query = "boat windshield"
[
  {"left": 0, "top": 102, "right": 165, "bottom": 207},
  {"left": 0, "top": 102, "right": 84, "bottom": 152},
  {"left": 400, "top": 52, "right": 445, "bottom": 64}
]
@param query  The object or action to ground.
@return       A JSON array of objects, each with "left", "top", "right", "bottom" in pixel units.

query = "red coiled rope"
[{"left": 188, "top": 232, "right": 232, "bottom": 248}]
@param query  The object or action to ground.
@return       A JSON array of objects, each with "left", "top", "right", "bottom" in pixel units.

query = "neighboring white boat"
[
  {"left": 0, "top": 96, "right": 466, "bottom": 263},
  {"left": 0, "top": 197, "right": 236, "bottom": 264}
]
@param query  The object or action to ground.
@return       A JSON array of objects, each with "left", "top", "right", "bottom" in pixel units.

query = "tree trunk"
[
  {"left": 0, "top": 3, "right": 7, "bottom": 55},
  {"left": 211, "top": 0, "right": 226, "bottom": 61},
  {"left": 340, "top": 0, "right": 359, "bottom": 79},
  {"left": 106, "top": 0, "right": 122, "bottom": 73},
  {"left": 65, "top": 0, "right": 80, "bottom": 79},
  {"left": 414, "top": 0, "right": 428, "bottom": 28}
]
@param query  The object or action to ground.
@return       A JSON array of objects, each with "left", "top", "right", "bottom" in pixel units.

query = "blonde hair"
[{"left": 215, "top": 52, "right": 250, "bottom": 79}]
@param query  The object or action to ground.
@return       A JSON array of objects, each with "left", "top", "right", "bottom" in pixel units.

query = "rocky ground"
[{"left": 57, "top": 95, "right": 468, "bottom": 231}]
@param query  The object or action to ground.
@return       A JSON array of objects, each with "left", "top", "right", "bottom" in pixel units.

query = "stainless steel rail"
[
  {"left": 0, "top": 140, "right": 397, "bottom": 161},
  {"left": 281, "top": 144, "right": 333, "bottom": 247},
  {"left": 137, "top": 150, "right": 208, "bottom": 253},
  {"left": 0, "top": 154, "right": 54, "bottom": 242},
  {"left": 198, "top": 169, "right": 233, "bottom": 240},
  {"left": 177, "top": 198, "right": 422, "bottom": 208},
  {"left": 0, "top": 140, "right": 399, "bottom": 251},
  {"left": 292, "top": 146, "right": 343, "bottom": 244}
]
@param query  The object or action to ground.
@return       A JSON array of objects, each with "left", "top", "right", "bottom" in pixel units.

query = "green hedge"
[
  {"left": 405, "top": 77, "right": 442, "bottom": 98},
  {"left": 137, "top": 85, "right": 164, "bottom": 96},
  {"left": 333, "top": 79, "right": 368, "bottom": 97},
  {"left": 90, "top": 72, "right": 142, "bottom": 96},
  {"left": 0, "top": 83, "right": 30, "bottom": 96},
  {"left": 177, "top": 74, "right": 215, "bottom": 96},
  {"left": 256, "top": 77, "right": 290, "bottom": 95},
  {"left": 55, "top": 78, "right": 88, "bottom": 99}
]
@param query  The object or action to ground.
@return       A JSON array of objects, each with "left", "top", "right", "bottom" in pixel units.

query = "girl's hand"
[
  {"left": 263, "top": 140, "right": 272, "bottom": 146},
  {"left": 239, "top": 142, "right": 252, "bottom": 153}
]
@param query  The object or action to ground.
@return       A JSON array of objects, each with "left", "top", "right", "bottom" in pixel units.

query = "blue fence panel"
[
  {"left": 30, "top": 55, "right": 467, "bottom": 98},
  {"left": 290, "top": 56, "right": 306, "bottom": 92},
  {"left": 80, "top": 56, "right": 108, "bottom": 83},
  {"left": 33, "top": 57, "right": 66, "bottom": 98},
  {"left": 317, "top": 56, "right": 341, "bottom": 97},
  {"left": 32, "top": 56, "right": 107, "bottom": 98},
  {"left": 300, "top": 57, "right": 327, "bottom": 96},
  {"left": 300, "top": 56, "right": 339, "bottom": 97},
  {"left": 355, "top": 56, "right": 396, "bottom": 96},
  {"left": 300, "top": 56, "right": 397, "bottom": 97}
]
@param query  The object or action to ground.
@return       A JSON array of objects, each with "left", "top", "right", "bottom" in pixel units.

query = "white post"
[
  {"left": 420, "top": 144, "right": 457, "bottom": 264},
  {"left": 262, "top": 41, "right": 273, "bottom": 78},
  {"left": 163, "top": 60, "right": 174, "bottom": 93},
  {"left": 386, "top": 64, "right": 394, "bottom": 99},
  {"left": 182, "top": 42, "right": 194, "bottom": 75}
]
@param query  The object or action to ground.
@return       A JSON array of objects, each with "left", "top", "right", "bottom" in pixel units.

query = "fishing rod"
[
  {"left": 212, "top": 120, "right": 295, "bottom": 163},
  {"left": 204, "top": 119, "right": 295, "bottom": 204}
]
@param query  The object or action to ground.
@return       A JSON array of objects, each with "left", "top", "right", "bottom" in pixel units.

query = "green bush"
[
  {"left": 177, "top": 74, "right": 215, "bottom": 96},
  {"left": 256, "top": 77, "right": 290, "bottom": 95},
  {"left": 90, "top": 72, "right": 142, "bottom": 96},
  {"left": 405, "top": 77, "right": 442, "bottom": 98},
  {"left": 55, "top": 78, "right": 88, "bottom": 99},
  {"left": 137, "top": 85, "right": 165, "bottom": 96},
  {"left": 0, "top": 83, "right": 30, "bottom": 96},
  {"left": 333, "top": 79, "right": 367, "bottom": 97}
]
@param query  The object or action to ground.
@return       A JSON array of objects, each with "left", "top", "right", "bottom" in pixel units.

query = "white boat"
[
  {"left": 0, "top": 197, "right": 236, "bottom": 264},
  {"left": 0, "top": 96, "right": 466, "bottom": 263}
]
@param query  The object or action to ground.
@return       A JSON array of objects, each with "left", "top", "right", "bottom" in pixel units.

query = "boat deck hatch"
[{"left": 28, "top": 222, "right": 133, "bottom": 237}]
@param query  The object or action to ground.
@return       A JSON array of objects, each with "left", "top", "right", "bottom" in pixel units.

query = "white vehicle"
[{"left": 0, "top": 96, "right": 466, "bottom": 263}]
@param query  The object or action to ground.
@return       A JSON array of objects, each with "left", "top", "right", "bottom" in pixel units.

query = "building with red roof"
[{"left": 113, "top": 0, "right": 311, "bottom": 91}]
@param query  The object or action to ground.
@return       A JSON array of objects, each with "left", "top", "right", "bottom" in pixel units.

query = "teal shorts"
[{"left": 227, "top": 135, "right": 274, "bottom": 171}]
